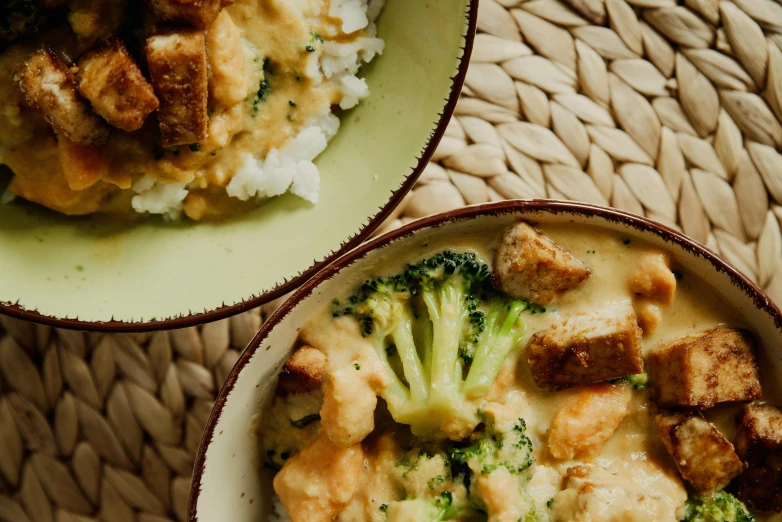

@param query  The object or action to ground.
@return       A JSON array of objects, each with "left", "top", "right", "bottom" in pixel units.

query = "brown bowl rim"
[
  {"left": 0, "top": 0, "right": 479, "bottom": 332},
  {"left": 187, "top": 198, "right": 782, "bottom": 521}
]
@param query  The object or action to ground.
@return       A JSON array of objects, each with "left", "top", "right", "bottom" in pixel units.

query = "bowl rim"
[
  {"left": 0, "top": 0, "right": 479, "bottom": 332},
  {"left": 187, "top": 198, "right": 782, "bottom": 521}
]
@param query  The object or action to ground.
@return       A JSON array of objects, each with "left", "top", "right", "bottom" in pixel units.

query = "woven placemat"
[{"left": 4, "top": 0, "right": 782, "bottom": 520}]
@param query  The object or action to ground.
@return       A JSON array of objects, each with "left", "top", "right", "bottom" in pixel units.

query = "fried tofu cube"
[
  {"left": 735, "top": 403, "right": 782, "bottom": 512},
  {"left": 146, "top": 29, "right": 209, "bottom": 146},
  {"left": 526, "top": 302, "right": 643, "bottom": 390},
  {"left": 74, "top": 39, "right": 159, "bottom": 132},
  {"left": 277, "top": 345, "right": 327, "bottom": 396},
  {"left": 647, "top": 328, "right": 761, "bottom": 409},
  {"left": 146, "top": 0, "right": 234, "bottom": 29},
  {"left": 655, "top": 409, "right": 743, "bottom": 495},
  {"left": 629, "top": 251, "right": 677, "bottom": 304},
  {"left": 14, "top": 45, "right": 109, "bottom": 146},
  {"left": 494, "top": 222, "right": 590, "bottom": 305}
]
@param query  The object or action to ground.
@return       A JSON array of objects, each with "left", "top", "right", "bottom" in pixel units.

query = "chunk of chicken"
[
  {"left": 277, "top": 345, "right": 327, "bottom": 396},
  {"left": 273, "top": 435, "right": 364, "bottom": 522},
  {"left": 476, "top": 468, "right": 534, "bottom": 522},
  {"left": 14, "top": 45, "right": 109, "bottom": 146},
  {"left": 552, "top": 464, "right": 687, "bottom": 522},
  {"left": 73, "top": 39, "right": 159, "bottom": 132},
  {"left": 493, "top": 221, "right": 590, "bottom": 305},
  {"left": 734, "top": 403, "right": 782, "bottom": 512},
  {"left": 146, "top": 0, "right": 234, "bottom": 29},
  {"left": 647, "top": 328, "right": 761, "bottom": 409},
  {"left": 320, "top": 346, "right": 389, "bottom": 447},
  {"left": 146, "top": 29, "right": 209, "bottom": 146},
  {"left": 655, "top": 409, "right": 743, "bottom": 495},
  {"left": 629, "top": 251, "right": 677, "bottom": 334},
  {"left": 527, "top": 302, "right": 643, "bottom": 390},
  {"left": 634, "top": 301, "right": 663, "bottom": 335},
  {"left": 58, "top": 136, "right": 109, "bottom": 191},
  {"left": 629, "top": 251, "right": 677, "bottom": 303},
  {"left": 548, "top": 383, "right": 632, "bottom": 460},
  {"left": 206, "top": 11, "right": 248, "bottom": 108}
]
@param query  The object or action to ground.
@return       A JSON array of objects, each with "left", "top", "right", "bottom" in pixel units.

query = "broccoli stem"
[
  {"left": 392, "top": 313, "right": 428, "bottom": 405},
  {"left": 424, "top": 282, "right": 470, "bottom": 411},
  {"left": 463, "top": 301, "right": 527, "bottom": 398}
]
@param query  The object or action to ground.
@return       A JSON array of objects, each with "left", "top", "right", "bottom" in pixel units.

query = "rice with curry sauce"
[{"left": 0, "top": 0, "right": 384, "bottom": 220}]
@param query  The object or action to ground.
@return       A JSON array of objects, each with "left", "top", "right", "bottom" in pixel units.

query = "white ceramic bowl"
[{"left": 189, "top": 200, "right": 782, "bottom": 521}]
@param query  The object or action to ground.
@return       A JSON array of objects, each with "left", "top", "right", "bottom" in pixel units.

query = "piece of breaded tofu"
[
  {"left": 526, "top": 302, "right": 643, "bottom": 390},
  {"left": 494, "top": 221, "right": 590, "bottom": 305},
  {"left": 146, "top": 0, "right": 234, "bottom": 29},
  {"left": 647, "top": 328, "right": 761, "bottom": 409},
  {"left": 146, "top": 29, "right": 209, "bottom": 146},
  {"left": 735, "top": 403, "right": 782, "bottom": 512},
  {"left": 74, "top": 39, "right": 159, "bottom": 132},
  {"left": 14, "top": 45, "right": 109, "bottom": 146},
  {"left": 277, "top": 345, "right": 327, "bottom": 396},
  {"left": 655, "top": 409, "right": 743, "bottom": 495}
]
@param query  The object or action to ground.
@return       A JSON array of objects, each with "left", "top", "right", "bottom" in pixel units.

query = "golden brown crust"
[
  {"left": 74, "top": 38, "right": 159, "bottom": 132},
  {"left": 14, "top": 45, "right": 109, "bottom": 146},
  {"left": 277, "top": 346, "right": 327, "bottom": 396},
  {"left": 145, "top": 0, "right": 234, "bottom": 29},
  {"left": 654, "top": 409, "right": 743, "bottom": 495},
  {"left": 146, "top": 28, "right": 209, "bottom": 146},
  {"left": 647, "top": 328, "right": 762, "bottom": 409},
  {"left": 735, "top": 403, "right": 782, "bottom": 512},
  {"left": 527, "top": 303, "right": 643, "bottom": 390},
  {"left": 493, "top": 221, "right": 590, "bottom": 305}
]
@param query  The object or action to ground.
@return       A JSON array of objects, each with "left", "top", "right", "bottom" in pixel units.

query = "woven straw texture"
[{"left": 4, "top": 0, "right": 782, "bottom": 520}]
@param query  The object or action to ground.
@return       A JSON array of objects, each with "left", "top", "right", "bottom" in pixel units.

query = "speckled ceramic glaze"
[
  {"left": 189, "top": 200, "right": 782, "bottom": 522},
  {"left": 0, "top": 0, "right": 477, "bottom": 329}
]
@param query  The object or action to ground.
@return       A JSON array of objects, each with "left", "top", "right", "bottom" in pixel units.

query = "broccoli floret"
[
  {"left": 334, "top": 251, "right": 528, "bottom": 439},
  {"left": 613, "top": 372, "right": 649, "bottom": 390},
  {"left": 682, "top": 491, "right": 756, "bottom": 522},
  {"left": 384, "top": 492, "right": 460, "bottom": 522},
  {"left": 450, "top": 419, "right": 534, "bottom": 478}
]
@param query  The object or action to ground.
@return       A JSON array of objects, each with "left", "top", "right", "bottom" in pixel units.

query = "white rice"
[
  {"left": 131, "top": 175, "right": 189, "bottom": 221},
  {"left": 132, "top": 0, "right": 385, "bottom": 219}
]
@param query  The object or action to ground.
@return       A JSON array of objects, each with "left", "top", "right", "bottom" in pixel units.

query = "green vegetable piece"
[
  {"left": 333, "top": 251, "right": 528, "bottom": 438},
  {"left": 682, "top": 491, "right": 756, "bottom": 522}
]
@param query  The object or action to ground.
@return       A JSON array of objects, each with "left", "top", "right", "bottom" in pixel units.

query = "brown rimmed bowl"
[
  {"left": 188, "top": 199, "right": 782, "bottom": 521},
  {"left": 0, "top": 0, "right": 477, "bottom": 331}
]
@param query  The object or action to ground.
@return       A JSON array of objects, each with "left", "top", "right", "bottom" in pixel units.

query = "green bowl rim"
[
  {"left": 0, "top": 0, "right": 479, "bottom": 332},
  {"left": 188, "top": 197, "right": 782, "bottom": 521}
]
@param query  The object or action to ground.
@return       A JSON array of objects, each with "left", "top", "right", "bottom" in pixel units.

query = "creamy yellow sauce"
[
  {"left": 0, "top": 0, "right": 350, "bottom": 219},
  {"left": 261, "top": 223, "right": 781, "bottom": 522}
]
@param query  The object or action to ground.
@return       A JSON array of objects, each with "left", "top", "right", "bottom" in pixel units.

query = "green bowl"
[{"left": 0, "top": 0, "right": 476, "bottom": 330}]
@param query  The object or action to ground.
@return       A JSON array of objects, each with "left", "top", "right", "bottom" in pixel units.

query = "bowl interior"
[
  {"left": 191, "top": 202, "right": 782, "bottom": 522},
  {"left": 0, "top": 0, "right": 473, "bottom": 327}
]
